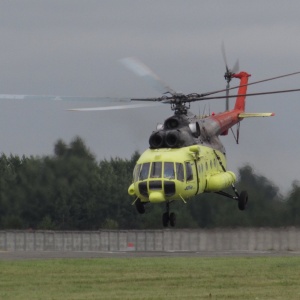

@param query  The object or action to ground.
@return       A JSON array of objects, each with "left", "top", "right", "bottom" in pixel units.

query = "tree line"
[{"left": 0, "top": 136, "right": 299, "bottom": 230}]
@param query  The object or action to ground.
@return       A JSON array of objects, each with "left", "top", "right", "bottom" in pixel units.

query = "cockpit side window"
[
  {"left": 176, "top": 163, "right": 184, "bottom": 182},
  {"left": 150, "top": 162, "right": 162, "bottom": 178},
  {"left": 133, "top": 164, "right": 141, "bottom": 182},
  {"left": 164, "top": 162, "right": 175, "bottom": 179},
  {"left": 139, "top": 163, "right": 150, "bottom": 180},
  {"left": 185, "top": 162, "right": 193, "bottom": 181}
]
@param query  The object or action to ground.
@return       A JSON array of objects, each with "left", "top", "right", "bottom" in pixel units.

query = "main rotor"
[
  {"left": 121, "top": 57, "right": 206, "bottom": 115},
  {"left": 120, "top": 56, "right": 300, "bottom": 116},
  {"left": 121, "top": 56, "right": 233, "bottom": 115}
]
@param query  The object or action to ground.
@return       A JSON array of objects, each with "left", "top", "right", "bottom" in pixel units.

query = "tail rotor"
[{"left": 221, "top": 42, "right": 239, "bottom": 111}]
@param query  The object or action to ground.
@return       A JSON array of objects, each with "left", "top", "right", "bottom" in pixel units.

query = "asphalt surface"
[{"left": 0, "top": 250, "right": 300, "bottom": 260}]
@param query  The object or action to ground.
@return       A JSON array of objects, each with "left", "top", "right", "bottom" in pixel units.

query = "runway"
[{"left": 1, "top": 250, "right": 300, "bottom": 260}]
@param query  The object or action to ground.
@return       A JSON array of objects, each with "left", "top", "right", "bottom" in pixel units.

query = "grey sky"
[{"left": 0, "top": 1, "right": 300, "bottom": 194}]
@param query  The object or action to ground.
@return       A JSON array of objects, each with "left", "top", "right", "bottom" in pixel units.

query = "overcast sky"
[{"left": 0, "top": 0, "right": 300, "bottom": 194}]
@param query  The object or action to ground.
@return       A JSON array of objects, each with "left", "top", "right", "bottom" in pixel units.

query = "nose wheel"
[
  {"left": 135, "top": 198, "right": 145, "bottom": 214},
  {"left": 162, "top": 202, "right": 176, "bottom": 227}
]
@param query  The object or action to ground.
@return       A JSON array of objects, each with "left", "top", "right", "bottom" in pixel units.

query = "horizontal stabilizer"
[{"left": 239, "top": 112, "right": 275, "bottom": 118}]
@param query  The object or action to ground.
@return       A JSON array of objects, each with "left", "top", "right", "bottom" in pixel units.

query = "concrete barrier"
[{"left": 0, "top": 228, "right": 299, "bottom": 252}]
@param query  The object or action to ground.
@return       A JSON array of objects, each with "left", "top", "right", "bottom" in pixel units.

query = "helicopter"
[{"left": 70, "top": 52, "right": 300, "bottom": 228}]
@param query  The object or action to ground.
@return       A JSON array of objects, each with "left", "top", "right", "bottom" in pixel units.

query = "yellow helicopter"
[{"left": 71, "top": 55, "right": 300, "bottom": 227}]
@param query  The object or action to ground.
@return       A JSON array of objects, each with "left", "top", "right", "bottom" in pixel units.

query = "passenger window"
[
  {"left": 164, "top": 162, "right": 175, "bottom": 179},
  {"left": 176, "top": 163, "right": 184, "bottom": 182},
  {"left": 185, "top": 162, "right": 193, "bottom": 181},
  {"left": 150, "top": 162, "right": 162, "bottom": 178},
  {"left": 139, "top": 163, "right": 150, "bottom": 180}
]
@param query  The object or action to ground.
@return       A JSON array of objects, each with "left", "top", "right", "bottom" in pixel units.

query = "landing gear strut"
[
  {"left": 216, "top": 188, "right": 248, "bottom": 210},
  {"left": 214, "top": 150, "right": 248, "bottom": 210},
  {"left": 162, "top": 201, "right": 176, "bottom": 227}
]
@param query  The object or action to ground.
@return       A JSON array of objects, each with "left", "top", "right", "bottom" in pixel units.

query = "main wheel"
[
  {"left": 162, "top": 212, "right": 169, "bottom": 227},
  {"left": 135, "top": 198, "right": 145, "bottom": 214},
  {"left": 238, "top": 191, "right": 248, "bottom": 211},
  {"left": 169, "top": 212, "right": 176, "bottom": 227}
]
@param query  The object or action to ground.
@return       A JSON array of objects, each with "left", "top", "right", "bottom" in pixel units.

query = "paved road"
[{"left": 0, "top": 250, "right": 300, "bottom": 260}]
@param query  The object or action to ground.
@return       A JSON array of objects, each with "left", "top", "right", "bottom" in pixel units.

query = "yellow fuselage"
[{"left": 128, "top": 145, "right": 236, "bottom": 203}]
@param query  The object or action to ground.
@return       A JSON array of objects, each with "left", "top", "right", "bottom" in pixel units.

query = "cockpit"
[
  {"left": 133, "top": 161, "right": 188, "bottom": 182},
  {"left": 132, "top": 161, "right": 195, "bottom": 202}
]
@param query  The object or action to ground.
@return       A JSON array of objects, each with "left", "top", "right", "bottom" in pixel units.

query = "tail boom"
[{"left": 204, "top": 71, "right": 273, "bottom": 137}]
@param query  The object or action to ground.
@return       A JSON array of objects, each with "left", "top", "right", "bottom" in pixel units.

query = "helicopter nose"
[{"left": 149, "top": 191, "right": 165, "bottom": 203}]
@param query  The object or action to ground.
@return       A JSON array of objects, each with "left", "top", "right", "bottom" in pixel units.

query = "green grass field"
[{"left": 0, "top": 256, "right": 300, "bottom": 299}]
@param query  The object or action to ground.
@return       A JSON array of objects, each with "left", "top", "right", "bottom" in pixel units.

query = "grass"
[{"left": 0, "top": 256, "right": 300, "bottom": 299}]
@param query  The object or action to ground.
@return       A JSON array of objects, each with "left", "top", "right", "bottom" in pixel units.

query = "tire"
[
  {"left": 162, "top": 212, "right": 169, "bottom": 227},
  {"left": 135, "top": 198, "right": 145, "bottom": 214},
  {"left": 238, "top": 191, "right": 248, "bottom": 211},
  {"left": 169, "top": 212, "right": 176, "bottom": 227}
]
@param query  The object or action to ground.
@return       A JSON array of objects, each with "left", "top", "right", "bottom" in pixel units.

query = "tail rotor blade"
[
  {"left": 221, "top": 41, "right": 229, "bottom": 73},
  {"left": 232, "top": 59, "right": 239, "bottom": 74},
  {"left": 222, "top": 42, "right": 232, "bottom": 110}
]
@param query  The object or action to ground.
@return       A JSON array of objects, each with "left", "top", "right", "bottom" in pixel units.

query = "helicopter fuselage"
[
  {"left": 128, "top": 72, "right": 251, "bottom": 205},
  {"left": 128, "top": 109, "right": 240, "bottom": 204},
  {"left": 128, "top": 143, "right": 236, "bottom": 204},
  {"left": 68, "top": 57, "right": 300, "bottom": 227}
]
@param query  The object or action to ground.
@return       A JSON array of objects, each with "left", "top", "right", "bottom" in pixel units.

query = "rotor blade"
[
  {"left": 68, "top": 102, "right": 161, "bottom": 112},
  {"left": 120, "top": 57, "right": 177, "bottom": 95},
  {"left": 131, "top": 97, "right": 173, "bottom": 103},
  {"left": 188, "top": 88, "right": 300, "bottom": 102},
  {"left": 202, "top": 71, "right": 300, "bottom": 97},
  {"left": 221, "top": 41, "right": 229, "bottom": 72},
  {"left": 232, "top": 59, "right": 239, "bottom": 74},
  {"left": 0, "top": 94, "right": 131, "bottom": 103},
  {"left": 131, "top": 87, "right": 300, "bottom": 103}
]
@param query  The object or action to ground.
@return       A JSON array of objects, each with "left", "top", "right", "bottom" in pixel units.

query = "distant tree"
[
  {"left": 186, "top": 165, "right": 285, "bottom": 228},
  {"left": 0, "top": 140, "right": 296, "bottom": 230},
  {"left": 285, "top": 181, "right": 300, "bottom": 226},
  {"left": 54, "top": 139, "right": 68, "bottom": 157},
  {"left": 236, "top": 165, "right": 285, "bottom": 227}
]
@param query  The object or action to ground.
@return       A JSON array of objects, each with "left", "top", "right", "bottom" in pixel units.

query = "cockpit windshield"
[
  {"left": 134, "top": 161, "right": 183, "bottom": 182},
  {"left": 150, "top": 162, "right": 162, "bottom": 178},
  {"left": 164, "top": 162, "right": 175, "bottom": 179}
]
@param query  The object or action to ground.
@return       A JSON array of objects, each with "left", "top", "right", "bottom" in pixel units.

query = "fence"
[{"left": 0, "top": 228, "right": 300, "bottom": 252}]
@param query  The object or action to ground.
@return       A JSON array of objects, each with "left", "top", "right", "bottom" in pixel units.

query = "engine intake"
[
  {"left": 149, "top": 131, "right": 165, "bottom": 148},
  {"left": 165, "top": 117, "right": 179, "bottom": 129},
  {"left": 165, "top": 130, "right": 181, "bottom": 148}
]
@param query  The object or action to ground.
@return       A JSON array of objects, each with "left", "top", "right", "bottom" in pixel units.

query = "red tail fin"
[
  {"left": 232, "top": 72, "right": 251, "bottom": 111},
  {"left": 209, "top": 71, "right": 274, "bottom": 139}
]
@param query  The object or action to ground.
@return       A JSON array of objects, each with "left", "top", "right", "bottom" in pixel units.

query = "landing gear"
[
  {"left": 135, "top": 198, "right": 145, "bottom": 214},
  {"left": 238, "top": 191, "right": 248, "bottom": 211},
  {"left": 213, "top": 150, "right": 249, "bottom": 211},
  {"left": 216, "top": 188, "right": 249, "bottom": 210},
  {"left": 162, "top": 201, "right": 176, "bottom": 227},
  {"left": 162, "top": 212, "right": 169, "bottom": 227},
  {"left": 169, "top": 212, "right": 176, "bottom": 227}
]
